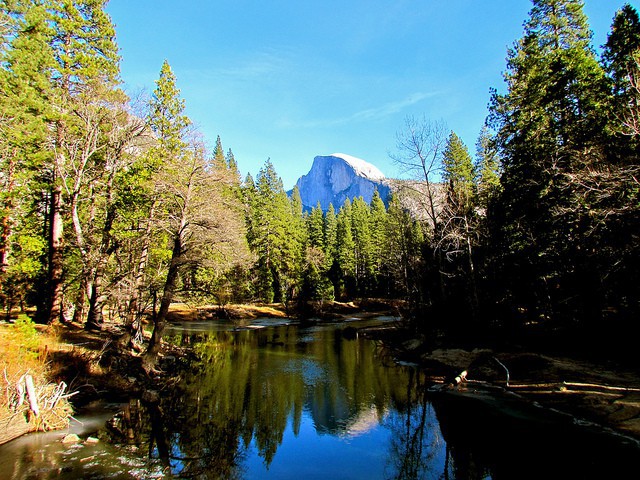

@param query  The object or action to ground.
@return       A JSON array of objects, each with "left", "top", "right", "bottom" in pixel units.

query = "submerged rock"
[{"left": 61, "top": 433, "right": 80, "bottom": 444}]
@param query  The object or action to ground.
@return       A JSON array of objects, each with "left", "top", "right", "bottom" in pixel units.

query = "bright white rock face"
[
  {"left": 330, "top": 153, "right": 385, "bottom": 181},
  {"left": 293, "top": 154, "right": 390, "bottom": 211}
]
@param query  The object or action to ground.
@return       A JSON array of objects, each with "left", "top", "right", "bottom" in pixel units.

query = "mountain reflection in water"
[
  {"left": 130, "top": 319, "right": 446, "bottom": 479},
  {"left": 1, "top": 318, "right": 638, "bottom": 479}
]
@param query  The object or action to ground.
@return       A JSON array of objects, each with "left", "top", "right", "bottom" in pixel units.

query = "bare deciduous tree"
[{"left": 390, "top": 116, "right": 448, "bottom": 232}]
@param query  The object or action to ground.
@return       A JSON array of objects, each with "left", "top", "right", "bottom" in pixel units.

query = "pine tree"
[
  {"left": 323, "top": 203, "right": 338, "bottom": 263},
  {"left": 369, "top": 190, "right": 387, "bottom": 292},
  {"left": 143, "top": 60, "right": 192, "bottom": 362},
  {"left": 248, "top": 160, "right": 304, "bottom": 303},
  {"left": 123, "top": 60, "right": 190, "bottom": 343},
  {"left": 287, "top": 186, "right": 306, "bottom": 303},
  {"left": 475, "top": 126, "right": 501, "bottom": 209},
  {"left": 226, "top": 148, "right": 242, "bottom": 186},
  {"left": 488, "top": 0, "right": 611, "bottom": 325},
  {"left": 307, "top": 203, "right": 325, "bottom": 249},
  {"left": 212, "top": 135, "right": 226, "bottom": 170},
  {"left": 242, "top": 173, "right": 258, "bottom": 247},
  {"left": 149, "top": 61, "right": 191, "bottom": 152},
  {"left": 602, "top": 4, "right": 640, "bottom": 145},
  {"left": 603, "top": 4, "right": 640, "bottom": 100},
  {"left": 440, "top": 131, "right": 480, "bottom": 321},
  {"left": 48, "top": 0, "right": 129, "bottom": 326},
  {"left": 442, "top": 131, "right": 475, "bottom": 211},
  {"left": 0, "top": 0, "right": 127, "bottom": 324},
  {"left": 0, "top": 1, "right": 55, "bottom": 312},
  {"left": 336, "top": 199, "right": 355, "bottom": 298},
  {"left": 351, "top": 197, "right": 373, "bottom": 294},
  {"left": 383, "top": 193, "right": 424, "bottom": 298}
]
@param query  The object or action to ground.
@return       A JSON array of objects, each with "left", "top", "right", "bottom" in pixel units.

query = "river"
[{"left": 0, "top": 316, "right": 638, "bottom": 479}]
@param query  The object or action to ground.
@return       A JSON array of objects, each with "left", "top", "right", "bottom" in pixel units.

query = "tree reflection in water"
[
  {"left": 136, "top": 323, "right": 419, "bottom": 477},
  {"left": 384, "top": 368, "right": 447, "bottom": 480},
  {"left": 6, "top": 319, "right": 637, "bottom": 478}
]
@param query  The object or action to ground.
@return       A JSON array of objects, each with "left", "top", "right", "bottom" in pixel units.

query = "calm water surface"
[{"left": 1, "top": 316, "right": 638, "bottom": 479}]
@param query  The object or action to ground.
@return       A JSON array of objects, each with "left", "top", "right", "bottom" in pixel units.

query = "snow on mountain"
[
  {"left": 293, "top": 154, "right": 390, "bottom": 211},
  {"left": 330, "top": 153, "right": 385, "bottom": 182}
]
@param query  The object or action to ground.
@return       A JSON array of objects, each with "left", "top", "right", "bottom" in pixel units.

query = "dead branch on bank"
[{"left": 0, "top": 372, "right": 76, "bottom": 445}]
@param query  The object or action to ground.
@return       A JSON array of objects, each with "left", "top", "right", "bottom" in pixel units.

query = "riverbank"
[
  {"left": 0, "top": 319, "right": 74, "bottom": 445},
  {"left": 166, "top": 298, "right": 403, "bottom": 321},
  {"left": 362, "top": 326, "right": 640, "bottom": 443}
]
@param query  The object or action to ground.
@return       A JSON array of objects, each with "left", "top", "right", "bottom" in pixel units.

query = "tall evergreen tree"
[
  {"left": 488, "top": 0, "right": 610, "bottom": 325},
  {"left": 323, "top": 203, "right": 340, "bottom": 296},
  {"left": 212, "top": 135, "right": 226, "bottom": 170},
  {"left": 143, "top": 60, "right": 191, "bottom": 361},
  {"left": 369, "top": 190, "right": 387, "bottom": 292},
  {"left": 475, "top": 126, "right": 501, "bottom": 209},
  {"left": 1, "top": 0, "right": 126, "bottom": 324},
  {"left": 307, "top": 203, "right": 325, "bottom": 249},
  {"left": 323, "top": 203, "right": 338, "bottom": 264},
  {"left": 383, "top": 193, "right": 424, "bottom": 299},
  {"left": 143, "top": 62, "right": 248, "bottom": 365},
  {"left": 226, "top": 148, "right": 242, "bottom": 187},
  {"left": 603, "top": 4, "right": 640, "bottom": 100},
  {"left": 602, "top": 4, "right": 640, "bottom": 146},
  {"left": 287, "top": 186, "right": 306, "bottom": 302},
  {"left": 0, "top": 1, "right": 55, "bottom": 313},
  {"left": 335, "top": 199, "right": 355, "bottom": 298},
  {"left": 248, "top": 161, "right": 304, "bottom": 303},
  {"left": 351, "top": 197, "right": 373, "bottom": 294},
  {"left": 442, "top": 131, "right": 475, "bottom": 210},
  {"left": 439, "top": 131, "right": 480, "bottom": 322}
]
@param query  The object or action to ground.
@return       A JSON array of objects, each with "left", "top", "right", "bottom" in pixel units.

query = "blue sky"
[{"left": 106, "top": 0, "right": 637, "bottom": 189}]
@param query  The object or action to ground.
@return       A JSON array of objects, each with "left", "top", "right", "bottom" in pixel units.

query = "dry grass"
[
  {"left": 167, "top": 302, "right": 289, "bottom": 321},
  {"left": 0, "top": 316, "right": 73, "bottom": 445},
  {"left": 0, "top": 316, "right": 51, "bottom": 384}
]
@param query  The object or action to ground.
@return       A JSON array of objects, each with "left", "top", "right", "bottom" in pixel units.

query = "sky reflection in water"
[{"left": 2, "top": 317, "right": 639, "bottom": 479}]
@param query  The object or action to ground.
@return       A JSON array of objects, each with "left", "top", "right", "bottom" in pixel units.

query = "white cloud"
[{"left": 280, "top": 91, "right": 440, "bottom": 129}]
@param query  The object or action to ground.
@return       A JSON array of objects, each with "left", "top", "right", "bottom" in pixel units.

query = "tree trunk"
[
  {"left": 85, "top": 273, "right": 104, "bottom": 330},
  {"left": 85, "top": 204, "right": 116, "bottom": 331},
  {"left": 71, "top": 278, "right": 87, "bottom": 324},
  {"left": 144, "top": 231, "right": 182, "bottom": 368},
  {"left": 122, "top": 201, "right": 156, "bottom": 348},
  {"left": 47, "top": 186, "right": 64, "bottom": 324},
  {"left": 0, "top": 154, "right": 16, "bottom": 278},
  {"left": 465, "top": 217, "right": 480, "bottom": 320}
]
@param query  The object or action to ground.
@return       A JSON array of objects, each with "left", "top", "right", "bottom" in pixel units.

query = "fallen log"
[
  {"left": 25, "top": 375, "right": 40, "bottom": 417},
  {"left": 562, "top": 382, "right": 640, "bottom": 394},
  {"left": 453, "top": 370, "right": 468, "bottom": 385},
  {"left": 428, "top": 370, "right": 468, "bottom": 392}
]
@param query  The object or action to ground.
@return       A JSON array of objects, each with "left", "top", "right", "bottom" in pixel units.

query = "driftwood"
[
  {"left": 453, "top": 370, "right": 468, "bottom": 385},
  {"left": 492, "top": 357, "right": 510, "bottom": 386},
  {"left": 506, "top": 381, "right": 640, "bottom": 396},
  {"left": 0, "top": 373, "right": 75, "bottom": 446},
  {"left": 562, "top": 382, "right": 640, "bottom": 394},
  {"left": 428, "top": 370, "right": 468, "bottom": 392}
]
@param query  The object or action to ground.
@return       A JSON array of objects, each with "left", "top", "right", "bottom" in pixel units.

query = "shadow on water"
[
  {"left": 431, "top": 388, "right": 640, "bottom": 479},
  {"left": 1, "top": 317, "right": 639, "bottom": 479}
]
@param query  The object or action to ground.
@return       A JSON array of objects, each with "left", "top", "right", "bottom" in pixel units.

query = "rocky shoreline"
[{"left": 360, "top": 325, "right": 640, "bottom": 443}]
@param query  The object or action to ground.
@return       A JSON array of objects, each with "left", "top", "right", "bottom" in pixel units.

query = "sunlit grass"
[
  {"left": 0, "top": 316, "right": 71, "bottom": 442},
  {"left": 0, "top": 315, "right": 52, "bottom": 384},
  {"left": 166, "top": 302, "right": 289, "bottom": 321}
]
